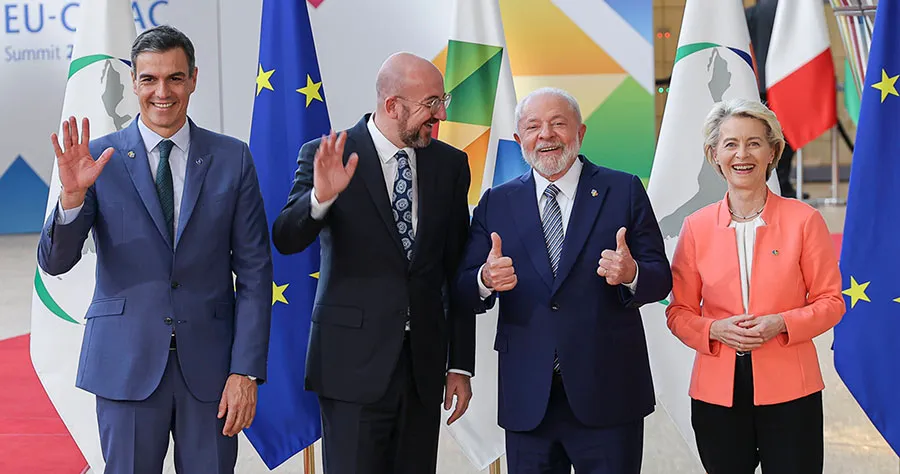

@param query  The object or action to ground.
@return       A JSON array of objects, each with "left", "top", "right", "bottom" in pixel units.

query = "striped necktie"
[{"left": 542, "top": 183, "right": 564, "bottom": 373}]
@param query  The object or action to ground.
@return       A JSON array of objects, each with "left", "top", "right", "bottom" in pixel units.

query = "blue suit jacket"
[
  {"left": 457, "top": 158, "right": 672, "bottom": 432},
  {"left": 37, "top": 118, "right": 273, "bottom": 403}
]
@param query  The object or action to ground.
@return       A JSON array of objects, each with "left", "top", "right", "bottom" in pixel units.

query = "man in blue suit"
[
  {"left": 456, "top": 88, "right": 672, "bottom": 473},
  {"left": 37, "top": 25, "right": 272, "bottom": 474}
]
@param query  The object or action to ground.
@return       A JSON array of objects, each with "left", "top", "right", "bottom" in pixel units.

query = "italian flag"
[{"left": 765, "top": 0, "right": 837, "bottom": 149}]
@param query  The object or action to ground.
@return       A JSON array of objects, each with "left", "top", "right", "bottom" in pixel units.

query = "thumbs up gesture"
[
  {"left": 597, "top": 227, "right": 637, "bottom": 286},
  {"left": 481, "top": 232, "right": 517, "bottom": 292}
]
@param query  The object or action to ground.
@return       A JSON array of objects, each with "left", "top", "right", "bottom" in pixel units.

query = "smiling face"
[
  {"left": 713, "top": 116, "right": 776, "bottom": 191},
  {"left": 382, "top": 57, "right": 448, "bottom": 149},
  {"left": 132, "top": 47, "right": 197, "bottom": 138},
  {"left": 514, "top": 92, "right": 587, "bottom": 181},
  {"left": 394, "top": 73, "right": 447, "bottom": 148}
]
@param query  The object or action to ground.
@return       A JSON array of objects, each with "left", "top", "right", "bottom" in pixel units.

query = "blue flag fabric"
[
  {"left": 243, "top": 0, "right": 329, "bottom": 468},
  {"left": 834, "top": 0, "right": 900, "bottom": 457}
]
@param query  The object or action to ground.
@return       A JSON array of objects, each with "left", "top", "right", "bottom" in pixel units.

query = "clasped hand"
[{"left": 709, "top": 314, "right": 786, "bottom": 352}]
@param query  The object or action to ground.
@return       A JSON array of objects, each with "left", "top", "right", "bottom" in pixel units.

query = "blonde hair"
[{"left": 701, "top": 98, "right": 785, "bottom": 180}]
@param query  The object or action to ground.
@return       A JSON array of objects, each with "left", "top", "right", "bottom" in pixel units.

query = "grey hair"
[
  {"left": 131, "top": 25, "right": 196, "bottom": 77},
  {"left": 514, "top": 87, "right": 582, "bottom": 132},
  {"left": 702, "top": 98, "right": 785, "bottom": 180}
]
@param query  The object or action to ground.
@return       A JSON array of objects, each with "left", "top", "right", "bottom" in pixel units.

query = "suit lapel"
[
  {"left": 510, "top": 174, "right": 554, "bottom": 290},
  {"left": 120, "top": 120, "right": 173, "bottom": 248},
  {"left": 176, "top": 121, "right": 212, "bottom": 248},
  {"left": 553, "top": 161, "right": 606, "bottom": 293},
  {"left": 349, "top": 118, "right": 406, "bottom": 258}
]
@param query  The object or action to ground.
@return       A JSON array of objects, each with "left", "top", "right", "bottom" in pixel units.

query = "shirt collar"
[
  {"left": 137, "top": 115, "right": 191, "bottom": 155},
  {"left": 533, "top": 156, "right": 583, "bottom": 200},
  {"left": 367, "top": 114, "right": 416, "bottom": 164}
]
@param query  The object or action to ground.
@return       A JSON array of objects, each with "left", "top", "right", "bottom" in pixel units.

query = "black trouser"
[
  {"left": 318, "top": 334, "right": 440, "bottom": 474},
  {"left": 691, "top": 354, "right": 823, "bottom": 474}
]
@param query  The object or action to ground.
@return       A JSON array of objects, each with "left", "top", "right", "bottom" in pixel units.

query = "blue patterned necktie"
[
  {"left": 391, "top": 150, "right": 415, "bottom": 260},
  {"left": 542, "top": 183, "right": 564, "bottom": 373},
  {"left": 155, "top": 139, "right": 175, "bottom": 243}
]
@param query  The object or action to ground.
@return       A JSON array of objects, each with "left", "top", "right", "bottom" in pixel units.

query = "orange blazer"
[{"left": 666, "top": 191, "right": 845, "bottom": 407}]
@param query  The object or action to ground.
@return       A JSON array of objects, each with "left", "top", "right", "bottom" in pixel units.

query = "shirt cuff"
[
  {"left": 309, "top": 189, "right": 338, "bottom": 220},
  {"left": 56, "top": 200, "right": 83, "bottom": 225},
  {"left": 623, "top": 262, "right": 639, "bottom": 293},
  {"left": 448, "top": 369, "right": 472, "bottom": 377},
  {"left": 477, "top": 263, "right": 493, "bottom": 299}
]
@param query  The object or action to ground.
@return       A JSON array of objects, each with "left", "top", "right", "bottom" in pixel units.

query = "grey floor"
[{"left": 2, "top": 202, "right": 896, "bottom": 473}]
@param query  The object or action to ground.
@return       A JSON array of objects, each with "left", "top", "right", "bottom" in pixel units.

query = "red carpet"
[{"left": 0, "top": 334, "right": 87, "bottom": 474}]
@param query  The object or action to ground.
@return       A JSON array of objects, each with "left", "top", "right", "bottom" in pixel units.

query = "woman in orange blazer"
[{"left": 666, "top": 98, "right": 845, "bottom": 474}]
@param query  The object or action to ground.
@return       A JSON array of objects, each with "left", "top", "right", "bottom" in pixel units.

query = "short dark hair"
[{"left": 131, "top": 25, "right": 196, "bottom": 77}]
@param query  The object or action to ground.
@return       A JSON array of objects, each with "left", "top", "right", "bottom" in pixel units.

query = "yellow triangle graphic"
[
  {"left": 513, "top": 74, "right": 629, "bottom": 116},
  {"left": 500, "top": 0, "right": 625, "bottom": 75},
  {"left": 438, "top": 121, "right": 490, "bottom": 150},
  {"left": 432, "top": 46, "right": 449, "bottom": 76}
]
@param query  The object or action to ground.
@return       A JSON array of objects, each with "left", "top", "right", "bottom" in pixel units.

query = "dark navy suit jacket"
[
  {"left": 457, "top": 158, "right": 672, "bottom": 431},
  {"left": 37, "top": 117, "right": 273, "bottom": 403}
]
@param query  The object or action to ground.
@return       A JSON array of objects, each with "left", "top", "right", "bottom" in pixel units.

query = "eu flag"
[
  {"left": 243, "top": 0, "right": 329, "bottom": 468},
  {"left": 833, "top": 0, "right": 900, "bottom": 456}
]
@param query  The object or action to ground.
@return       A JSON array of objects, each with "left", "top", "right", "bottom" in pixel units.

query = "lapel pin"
[
  {"left": 772, "top": 249, "right": 779, "bottom": 256},
  {"left": 195, "top": 158, "right": 203, "bottom": 165},
  {"left": 590, "top": 189, "right": 598, "bottom": 197},
  {"left": 127, "top": 150, "right": 135, "bottom": 158}
]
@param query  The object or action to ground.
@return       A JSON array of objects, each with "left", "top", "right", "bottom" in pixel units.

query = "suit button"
[
  {"left": 171, "top": 281, "right": 180, "bottom": 289},
  {"left": 164, "top": 317, "right": 173, "bottom": 325},
  {"left": 551, "top": 303, "right": 559, "bottom": 311}
]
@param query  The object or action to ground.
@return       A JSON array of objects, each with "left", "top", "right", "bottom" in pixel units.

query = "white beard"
[{"left": 523, "top": 140, "right": 580, "bottom": 177}]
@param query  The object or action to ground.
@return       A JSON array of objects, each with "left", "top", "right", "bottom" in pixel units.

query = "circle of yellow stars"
[
  {"left": 841, "top": 69, "right": 899, "bottom": 310},
  {"left": 253, "top": 62, "right": 323, "bottom": 306},
  {"left": 256, "top": 63, "right": 324, "bottom": 108}
]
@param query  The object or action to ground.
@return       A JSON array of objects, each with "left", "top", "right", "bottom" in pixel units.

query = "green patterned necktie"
[{"left": 155, "top": 139, "right": 175, "bottom": 243}]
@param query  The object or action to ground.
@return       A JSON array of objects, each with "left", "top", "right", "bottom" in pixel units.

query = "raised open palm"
[
  {"left": 51, "top": 116, "right": 114, "bottom": 196},
  {"left": 313, "top": 130, "right": 358, "bottom": 203}
]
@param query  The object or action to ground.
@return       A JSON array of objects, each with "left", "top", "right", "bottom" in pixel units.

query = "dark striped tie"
[
  {"left": 542, "top": 183, "right": 564, "bottom": 373},
  {"left": 155, "top": 139, "right": 175, "bottom": 243}
]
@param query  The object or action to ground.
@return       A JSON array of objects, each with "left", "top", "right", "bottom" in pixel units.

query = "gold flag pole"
[
  {"left": 303, "top": 445, "right": 316, "bottom": 474},
  {"left": 489, "top": 459, "right": 502, "bottom": 474}
]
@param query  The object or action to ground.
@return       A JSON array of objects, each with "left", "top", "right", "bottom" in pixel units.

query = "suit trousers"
[
  {"left": 691, "top": 354, "right": 824, "bottom": 474},
  {"left": 318, "top": 333, "right": 441, "bottom": 474},
  {"left": 96, "top": 350, "right": 237, "bottom": 474},
  {"left": 505, "top": 374, "right": 644, "bottom": 474}
]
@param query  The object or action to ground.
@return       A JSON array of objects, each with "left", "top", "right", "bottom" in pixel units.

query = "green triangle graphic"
[
  {"left": 580, "top": 76, "right": 655, "bottom": 179},
  {"left": 444, "top": 40, "right": 503, "bottom": 93},
  {"left": 445, "top": 51, "right": 503, "bottom": 126}
]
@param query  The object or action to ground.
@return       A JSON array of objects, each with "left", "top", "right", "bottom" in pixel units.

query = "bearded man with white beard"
[{"left": 454, "top": 87, "right": 672, "bottom": 474}]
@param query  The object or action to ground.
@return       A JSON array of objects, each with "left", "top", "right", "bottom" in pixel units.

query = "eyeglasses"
[{"left": 396, "top": 93, "right": 452, "bottom": 114}]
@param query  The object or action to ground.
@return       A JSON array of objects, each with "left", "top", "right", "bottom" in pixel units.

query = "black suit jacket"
[{"left": 272, "top": 115, "right": 475, "bottom": 405}]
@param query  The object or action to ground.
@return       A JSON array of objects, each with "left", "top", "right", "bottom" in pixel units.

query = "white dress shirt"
[
  {"left": 730, "top": 216, "right": 765, "bottom": 313},
  {"left": 477, "top": 158, "right": 639, "bottom": 297},
  {"left": 310, "top": 115, "right": 417, "bottom": 226},
  {"left": 56, "top": 117, "right": 191, "bottom": 237}
]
